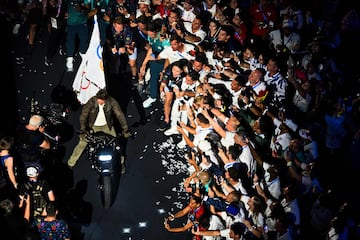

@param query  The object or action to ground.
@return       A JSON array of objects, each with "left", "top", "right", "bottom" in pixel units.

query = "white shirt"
[
  {"left": 183, "top": 21, "right": 207, "bottom": 44},
  {"left": 238, "top": 145, "right": 256, "bottom": 176},
  {"left": 93, "top": 104, "right": 107, "bottom": 126},
  {"left": 193, "top": 126, "right": 214, "bottom": 147},
  {"left": 292, "top": 90, "right": 312, "bottom": 113},
  {"left": 203, "top": 215, "right": 226, "bottom": 240},
  {"left": 158, "top": 44, "right": 195, "bottom": 64},
  {"left": 264, "top": 71, "right": 288, "bottom": 104},
  {"left": 221, "top": 131, "right": 236, "bottom": 150},
  {"left": 268, "top": 29, "right": 301, "bottom": 54},
  {"left": 262, "top": 162, "right": 281, "bottom": 200},
  {"left": 180, "top": 7, "right": 196, "bottom": 22}
]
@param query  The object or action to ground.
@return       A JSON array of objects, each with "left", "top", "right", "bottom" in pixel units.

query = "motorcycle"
[{"left": 84, "top": 130, "right": 123, "bottom": 208}]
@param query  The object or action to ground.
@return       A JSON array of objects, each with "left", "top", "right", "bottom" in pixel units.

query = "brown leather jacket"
[{"left": 79, "top": 95, "right": 128, "bottom": 133}]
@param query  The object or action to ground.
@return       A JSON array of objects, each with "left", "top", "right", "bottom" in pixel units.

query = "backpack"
[{"left": 23, "top": 180, "right": 48, "bottom": 216}]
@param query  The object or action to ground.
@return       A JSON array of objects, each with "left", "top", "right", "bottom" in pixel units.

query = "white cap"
[{"left": 26, "top": 166, "right": 39, "bottom": 177}]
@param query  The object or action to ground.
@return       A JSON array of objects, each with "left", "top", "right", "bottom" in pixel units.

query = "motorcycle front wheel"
[{"left": 101, "top": 175, "right": 112, "bottom": 208}]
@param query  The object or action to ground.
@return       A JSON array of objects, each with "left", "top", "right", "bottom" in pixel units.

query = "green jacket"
[{"left": 80, "top": 95, "right": 128, "bottom": 132}]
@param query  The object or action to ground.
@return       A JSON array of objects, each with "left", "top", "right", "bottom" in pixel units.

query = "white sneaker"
[
  {"left": 164, "top": 127, "right": 179, "bottom": 136},
  {"left": 143, "top": 97, "right": 156, "bottom": 108},
  {"left": 177, "top": 140, "right": 187, "bottom": 149},
  {"left": 13, "top": 23, "right": 21, "bottom": 35},
  {"left": 79, "top": 53, "right": 86, "bottom": 60},
  {"left": 66, "top": 57, "right": 74, "bottom": 72}
]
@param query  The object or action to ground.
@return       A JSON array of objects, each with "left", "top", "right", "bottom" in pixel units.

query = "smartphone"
[{"left": 193, "top": 223, "right": 198, "bottom": 232}]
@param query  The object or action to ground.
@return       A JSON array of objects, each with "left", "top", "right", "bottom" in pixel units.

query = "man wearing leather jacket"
[{"left": 67, "top": 89, "right": 131, "bottom": 169}]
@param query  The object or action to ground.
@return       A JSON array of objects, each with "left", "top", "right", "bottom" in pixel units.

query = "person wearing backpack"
[{"left": 18, "top": 166, "right": 55, "bottom": 220}]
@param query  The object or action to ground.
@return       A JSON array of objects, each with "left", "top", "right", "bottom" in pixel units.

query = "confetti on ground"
[
  {"left": 138, "top": 222, "right": 147, "bottom": 227},
  {"left": 157, "top": 209, "right": 165, "bottom": 214}
]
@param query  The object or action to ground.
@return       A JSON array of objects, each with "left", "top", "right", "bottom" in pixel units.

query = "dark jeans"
[
  {"left": 66, "top": 23, "right": 89, "bottom": 56},
  {"left": 148, "top": 59, "right": 165, "bottom": 99},
  {"left": 98, "top": 20, "right": 109, "bottom": 46}
]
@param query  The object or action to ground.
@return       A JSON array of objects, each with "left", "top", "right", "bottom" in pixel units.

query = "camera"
[
  {"left": 174, "top": 22, "right": 185, "bottom": 32},
  {"left": 193, "top": 223, "right": 198, "bottom": 232}
]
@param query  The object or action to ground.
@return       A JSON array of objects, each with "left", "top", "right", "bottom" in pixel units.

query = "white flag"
[{"left": 72, "top": 15, "right": 106, "bottom": 105}]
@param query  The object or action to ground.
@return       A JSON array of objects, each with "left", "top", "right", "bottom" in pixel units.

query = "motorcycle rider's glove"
[
  {"left": 79, "top": 129, "right": 89, "bottom": 141},
  {"left": 122, "top": 127, "right": 132, "bottom": 139}
]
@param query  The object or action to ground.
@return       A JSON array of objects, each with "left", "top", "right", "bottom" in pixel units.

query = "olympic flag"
[{"left": 72, "top": 15, "right": 106, "bottom": 104}]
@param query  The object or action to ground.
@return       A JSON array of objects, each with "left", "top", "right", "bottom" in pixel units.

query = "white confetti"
[
  {"left": 157, "top": 208, "right": 165, "bottom": 213},
  {"left": 138, "top": 222, "right": 147, "bottom": 227}
]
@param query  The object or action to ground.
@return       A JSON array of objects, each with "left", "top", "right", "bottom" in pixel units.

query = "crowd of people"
[{"left": 1, "top": 0, "right": 360, "bottom": 239}]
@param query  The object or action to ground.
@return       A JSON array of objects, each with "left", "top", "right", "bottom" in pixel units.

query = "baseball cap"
[
  {"left": 138, "top": 0, "right": 150, "bottom": 5},
  {"left": 26, "top": 166, "right": 39, "bottom": 177}
]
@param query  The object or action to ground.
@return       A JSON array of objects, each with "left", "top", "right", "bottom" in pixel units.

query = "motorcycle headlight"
[{"left": 98, "top": 154, "right": 112, "bottom": 161}]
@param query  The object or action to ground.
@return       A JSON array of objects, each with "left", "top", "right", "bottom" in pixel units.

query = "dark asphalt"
[{"left": 7, "top": 20, "right": 193, "bottom": 240}]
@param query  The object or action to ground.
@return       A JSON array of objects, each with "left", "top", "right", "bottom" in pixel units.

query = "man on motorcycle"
[{"left": 67, "top": 89, "right": 131, "bottom": 170}]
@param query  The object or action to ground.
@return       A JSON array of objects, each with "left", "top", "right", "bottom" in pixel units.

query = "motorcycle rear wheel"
[{"left": 101, "top": 175, "right": 112, "bottom": 208}]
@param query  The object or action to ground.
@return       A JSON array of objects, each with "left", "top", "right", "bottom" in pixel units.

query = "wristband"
[{"left": 287, "top": 161, "right": 293, "bottom": 167}]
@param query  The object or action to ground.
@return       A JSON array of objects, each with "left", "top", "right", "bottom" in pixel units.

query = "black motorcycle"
[{"left": 84, "top": 131, "right": 123, "bottom": 208}]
